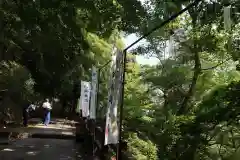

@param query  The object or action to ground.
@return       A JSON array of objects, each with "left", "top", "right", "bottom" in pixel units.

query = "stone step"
[
  {"left": 0, "top": 138, "right": 9, "bottom": 145},
  {"left": 0, "top": 131, "right": 75, "bottom": 140}
]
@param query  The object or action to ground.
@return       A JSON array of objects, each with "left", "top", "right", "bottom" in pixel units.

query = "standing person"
[
  {"left": 28, "top": 103, "right": 37, "bottom": 118},
  {"left": 22, "top": 103, "right": 29, "bottom": 127},
  {"left": 22, "top": 102, "right": 36, "bottom": 127},
  {"left": 42, "top": 99, "right": 52, "bottom": 126}
]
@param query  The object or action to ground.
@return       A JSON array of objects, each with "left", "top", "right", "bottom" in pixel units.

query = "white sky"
[
  {"left": 122, "top": 0, "right": 163, "bottom": 66},
  {"left": 123, "top": 34, "right": 159, "bottom": 65}
]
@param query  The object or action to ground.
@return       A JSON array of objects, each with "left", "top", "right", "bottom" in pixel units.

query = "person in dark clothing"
[
  {"left": 22, "top": 103, "right": 36, "bottom": 127},
  {"left": 1, "top": 112, "right": 7, "bottom": 128},
  {"left": 22, "top": 105, "right": 29, "bottom": 127}
]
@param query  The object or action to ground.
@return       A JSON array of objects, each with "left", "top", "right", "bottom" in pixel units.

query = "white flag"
[
  {"left": 104, "top": 50, "right": 123, "bottom": 145},
  {"left": 90, "top": 66, "right": 98, "bottom": 119},
  {"left": 224, "top": 6, "right": 231, "bottom": 31},
  {"left": 80, "top": 81, "right": 91, "bottom": 117},
  {"left": 105, "top": 60, "right": 115, "bottom": 145},
  {"left": 169, "top": 35, "right": 175, "bottom": 57}
]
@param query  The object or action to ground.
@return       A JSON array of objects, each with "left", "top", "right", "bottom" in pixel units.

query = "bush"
[{"left": 126, "top": 132, "right": 158, "bottom": 160}]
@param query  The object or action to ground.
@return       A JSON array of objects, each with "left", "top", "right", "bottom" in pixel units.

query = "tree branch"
[
  {"left": 201, "top": 57, "right": 232, "bottom": 71},
  {"left": 178, "top": 51, "right": 201, "bottom": 115},
  {"left": 177, "top": 4, "right": 202, "bottom": 115}
]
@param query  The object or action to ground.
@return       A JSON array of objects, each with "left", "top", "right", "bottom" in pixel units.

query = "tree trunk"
[{"left": 178, "top": 5, "right": 201, "bottom": 115}]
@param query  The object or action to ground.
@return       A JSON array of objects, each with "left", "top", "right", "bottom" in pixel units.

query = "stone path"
[
  {"left": 0, "top": 138, "right": 83, "bottom": 160},
  {"left": 0, "top": 118, "right": 76, "bottom": 138},
  {"left": 0, "top": 118, "right": 86, "bottom": 160}
]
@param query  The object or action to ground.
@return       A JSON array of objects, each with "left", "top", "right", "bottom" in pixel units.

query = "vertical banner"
[
  {"left": 80, "top": 81, "right": 91, "bottom": 117},
  {"left": 90, "top": 66, "right": 98, "bottom": 119},
  {"left": 104, "top": 50, "right": 123, "bottom": 145},
  {"left": 169, "top": 35, "right": 175, "bottom": 57},
  {"left": 105, "top": 60, "right": 115, "bottom": 145},
  {"left": 224, "top": 6, "right": 232, "bottom": 53},
  {"left": 224, "top": 6, "right": 231, "bottom": 32}
]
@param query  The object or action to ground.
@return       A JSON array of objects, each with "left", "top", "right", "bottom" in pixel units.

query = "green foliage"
[
  {"left": 0, "top": 0, "right": 147, "bottom": 97},
  {"left": 0, "top": 61, "right": 35, "bottom": 104},
  {"left": 119, "top": 1, "right": 240, "bottom": 160},
  {"left": 3, "top": 0, "right": 240, "bottom": 159},
  {"left": 127, "top": 132, "right": 157, "bottom": 160}
]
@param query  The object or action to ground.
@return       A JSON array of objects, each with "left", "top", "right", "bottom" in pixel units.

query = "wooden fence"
[{"left": 75, "top": 117, "right": 129, "bottom": 160}]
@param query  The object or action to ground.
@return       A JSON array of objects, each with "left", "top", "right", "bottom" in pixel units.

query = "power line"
[{"left": 124, "top": 0, "right": 202, "bottom": 52}]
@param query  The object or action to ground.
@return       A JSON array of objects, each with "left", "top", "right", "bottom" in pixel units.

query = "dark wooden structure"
[{"left": 75, "top": 117, "right": 128, "bottom": 160}]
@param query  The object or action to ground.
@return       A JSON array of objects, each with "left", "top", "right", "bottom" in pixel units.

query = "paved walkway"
[
  {"left": 0, "top": 138, "right": 83, "bottom": 160},
  {"left": 0, "top": 118, "right": 76, "bottom": 138},
  {"left": 0, "top": 118, "right": 85, "bottom": 160}
]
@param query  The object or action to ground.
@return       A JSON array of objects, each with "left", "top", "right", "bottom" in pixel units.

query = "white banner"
[
  {"left": 104, "top": 50, "right": 123, "bottom": 145},
  {"left": 80, "top": 81, "right": 91, "bottom": 117},
  {"left": 224, "top": 6, "right": 231, "bottom": 31},
  {"left": 169, "top": 35, "right": 175, "bottom": 57},
  {"left": 90, "top": 66, "right": 98, "bottom": 119}
]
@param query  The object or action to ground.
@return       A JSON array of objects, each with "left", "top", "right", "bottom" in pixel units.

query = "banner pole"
[
  {"left": 116, "top": 49, "right": 127, "bottom": 160},
  {"left": 96, "top": 68, "right": 100, "bottom": 117},
  {"left": 92, "top": 68, "right": 100, "bottom": 157},
  {"left": 92, "top": 119, "right": 96, "bottom": 157}
]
